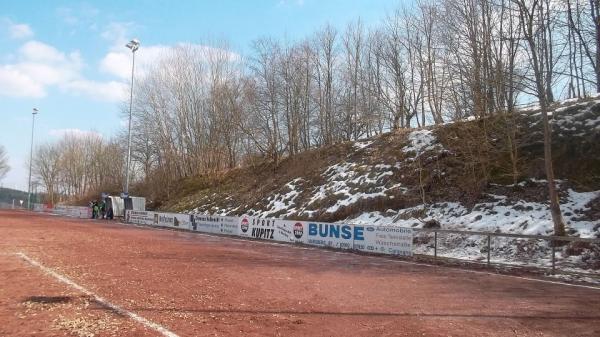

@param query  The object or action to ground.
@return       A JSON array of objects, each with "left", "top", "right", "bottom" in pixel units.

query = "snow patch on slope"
[
  {"left": 346, "top": 188, "right": 599, "bottom": 237},
  {"left": 248, "top": 178, "right": 304, "bottom": 218},
  {"left": 403, "top": 129, "right": 442, "bottom": 156},
  {"left": 246, "top": 161, "right": 407, "bottom": 218},
  {"left": 345, "top": 187, "right": 600, "bottom": 275},
  {"left": 304, "top": 162, "right": 396, "bottom": 214}
]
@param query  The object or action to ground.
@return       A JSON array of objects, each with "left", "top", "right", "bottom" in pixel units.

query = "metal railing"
[
  {"left": 0, "top": 202, "right": 19, "bottom": 209},
  {"left": 413, "top": 228, "right": 600, "bottom": 275}
]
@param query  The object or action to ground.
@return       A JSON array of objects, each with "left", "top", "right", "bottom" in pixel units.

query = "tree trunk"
[
  {"left": 517, "top": 0, "right": 566, "bottom": 236},
  {"left": 540, "top": 99, "right": 565, "bottom": 236}
]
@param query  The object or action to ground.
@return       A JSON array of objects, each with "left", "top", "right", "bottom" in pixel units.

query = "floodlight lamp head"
[
  {"left": 126, "top": 39, "right": 140, "bottom": 52},
  {"left": 32, "top": 108, "right": 39, "bottom": 114}
]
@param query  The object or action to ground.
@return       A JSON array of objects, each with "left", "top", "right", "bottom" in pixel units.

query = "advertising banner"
[
  {"left": 357, "top": 226, "right": 413, "bottom": 256},
  {"left": 238, "top": 216, "right": 280, "bottom": 241},
  {"left": 54, "top": 205, "right": 67, "bottom": 216},
  {"left": 125, "top": 210, "right": 155, "bottom": 225},
  {"left": 271, "top": 220, "right": 308, "bottom": 244},
  {"left": 218, "top": 216, "right": 239, "bottom": 236},
  {"left": 192, "top": 214, "right": 221, "bottom": 233},
  {"left": 128, "top": 211, "right": 413, "bottom": 256},
  {"left": 192, "top": 215, "right": 239, "bottom": 236},
  {"left": 78, "top": 207, "right": 92, "bottom": 218},
  {"left": 153, "top": 212, "right": 193, "bottom": 230},
  {"left": 52, "top": 205, "right": 90, "bottom": 218},
  {"left": 304, "top": 222, "right": 364, "bottom": 250},
  {"left": 67, "top": 208, "right": 77, "bottom": 217}
]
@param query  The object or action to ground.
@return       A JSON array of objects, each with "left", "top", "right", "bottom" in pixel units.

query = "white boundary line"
[
  {"left": 15, "top": 252, "right": 179, "bottom": 337},
  {"left": 141, "top": 224, "right": 600, "bottom": 291}
]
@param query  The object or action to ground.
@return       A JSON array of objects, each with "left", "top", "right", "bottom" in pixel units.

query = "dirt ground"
[{"left": 0, "top": 210, "right": 599, "bottom": 337}]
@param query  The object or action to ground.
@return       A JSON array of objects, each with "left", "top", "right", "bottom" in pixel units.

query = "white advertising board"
[
  {"left": 238, "top": 216, "right": 277, "bottom": 240},
  {"left": 192, "top": 214, "right": 221, "bottom": 233},
  {"left": 68, "top": 207, "right": 88, "bottom": 218},
  {"left": 52, "top": 205, "right": 90, "bottom": 218},
  {"left": 304, "top": 222, "right": 364, "bottom": 250},
  {"left": 80, "top": 207, "right": 91, "bottom": 218},
  {"left": 192, "top": 214, "right": 239, "bottom": 236},
  {"left": 126, "top": 211, "right": 412, "bottom": 256},
  {"left": 153, "top": 212, "right": 192, "bottom": 230},
  {"left": 271, "top": 220, "right": 308, "bottom": 244},
  {"left": 54, "top": 205, "right": 67, "bottom": 216},
  {"left": 218, "top": 216, "right": 239, "bottom": 236},
  {"left": 357, "top": 226, "right": 413, "bottom": 256},
  {"left": 125, "top": 210, "right": 155, "bottom": 225}
]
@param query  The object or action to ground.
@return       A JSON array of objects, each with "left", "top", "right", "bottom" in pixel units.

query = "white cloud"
[
  {"left": 99, "top": 51, "right": 131, "bottom": 79},
  {"left": 62, "top": 80, "right": 128, "bottom": 102},
  {"left": 2, "top": 18, "right": 34, "bottom": 40},
  {"left": 100, "top": 22, "right": 134, "bottom": 47},
  {"left": 16, "top": 62, "right": 78, "bottom": 86},
  {"left": 56, "top": 7, "right": 79, "bottom": 25},
  {"left": 0, "top": 65, "right": 45, "bottom": 97},
  {"left": 99, "top": 22, "right": 175, "bottom": 80},
  {"left": 100, "top": 45, "right": 169, "bottom": 80},
  {"left": 100, "top": 43, "right": 240, "bottom": 80},
  {"left": 97, "top": 20, "right": 241, "bottom": 86},
  {"left": 0, "top": 20, "right": 241, "bottom": 104},
  {"left": 0, "top": 40, "right": 127, "bottom": 102},
  {"left": 4, "top": 40, "right": 80, "bottom": 93},
  {"left": 48, "top": 128, "right": 103, "bottom": 138},
  {"left": 9, "top": 23, "right": 33, "bottom": 39},
  {"left": 19, "top": 41, "right": 69, "bottom": 63},
  {"left": 56, "top": 5, "right": 99, "bottom": 26}
]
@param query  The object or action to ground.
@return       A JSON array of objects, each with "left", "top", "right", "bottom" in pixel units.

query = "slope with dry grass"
[{"left": 158, "top": 98, "right": 600, "bottom": 234}]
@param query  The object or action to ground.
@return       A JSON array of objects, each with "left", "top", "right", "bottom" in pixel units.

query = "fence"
[
  {"left": 413, "top": 228, "right": 600, "bottom": 275},
  {"left": 123, "top": 211, "right": 599, "bottom": 277},
  {"left": 125, "top": 211, "right": 414, "bottom": 257},
  {"left": 32, "top": 203, "right": 91, "bottom": 219},
  {"left": 22, "top": 204, "right": 600, "bottom": 277},
  {"left": 0, "top": 202, "right": 18, "bottom": 209}
]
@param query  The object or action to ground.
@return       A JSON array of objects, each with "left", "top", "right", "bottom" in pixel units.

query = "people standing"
[
  {"left": 92, "top": 201, "right": 99, "bottom": 219},
  {"left": 107, "top": 206, "right": 114, "bottom": 220},
  {"left": 100, "top": 200, "right": 106, "bottom": 219}
]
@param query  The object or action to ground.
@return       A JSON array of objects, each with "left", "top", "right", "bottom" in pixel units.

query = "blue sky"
[{"left": 0, "top": 0, "right": 400, "bottom": 190}]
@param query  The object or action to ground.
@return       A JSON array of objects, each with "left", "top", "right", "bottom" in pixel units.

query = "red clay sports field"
[{"left": 1, "top": 209, "right": 599, "bottom": 336}]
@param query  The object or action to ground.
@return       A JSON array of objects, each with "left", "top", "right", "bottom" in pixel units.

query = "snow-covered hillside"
[
  {"left": 171, "top": 98, "right": 600, "bottom": 277},
  {"left": 348, "top": 184, "right": 599, "bottom": 237}
]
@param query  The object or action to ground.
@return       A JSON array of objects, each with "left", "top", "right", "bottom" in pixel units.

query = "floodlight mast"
[
  {"left": 124, "top": 39, "right": 140, "bottom": 197},
  {"left": 27, "top": 108, "right": 39, "bottom": 210},
  {"left": 126, "top": 39, "right": 140, "bottom": 52}
]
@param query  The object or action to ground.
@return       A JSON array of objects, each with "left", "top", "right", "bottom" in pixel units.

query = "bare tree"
[
  {"left": 33, "top": 143, "right": 61, "bottom": 205},
  {"left": 247, "top": 38, "right": 285, "bottom": 165},
  {"left": 340, "top": 19, "right": 366, "bottom": 140},
  {"left": 30, "top": 131, "right": 125, "bottom": 203},
  {"left": 514, "top": 0, "right": 566, "bottom": 236},
  {"left": 0, "top": 145, "right": 9, "bottom": 183},
  {"left": 313, "top": 25, "right": 339, "bottom": 144},
  {"left": 379, "top": 9, "right": 411, "bottom": 129},
  {"left": 46, "top": 0, "right": 594, "bottom": 214},
  {"left": 565, "top": 0, "right": 600, "bottom": 94}
]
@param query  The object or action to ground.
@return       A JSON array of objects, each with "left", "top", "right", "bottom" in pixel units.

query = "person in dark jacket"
[
  {"left": 92, "top": 201, "right": 99, "bottom": 219},
  {"left": 100, "top": 201, "right": 106, "bottom": 219},
  {"left": 89, "top": 201, "right": 95, "bottom": 219}
]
